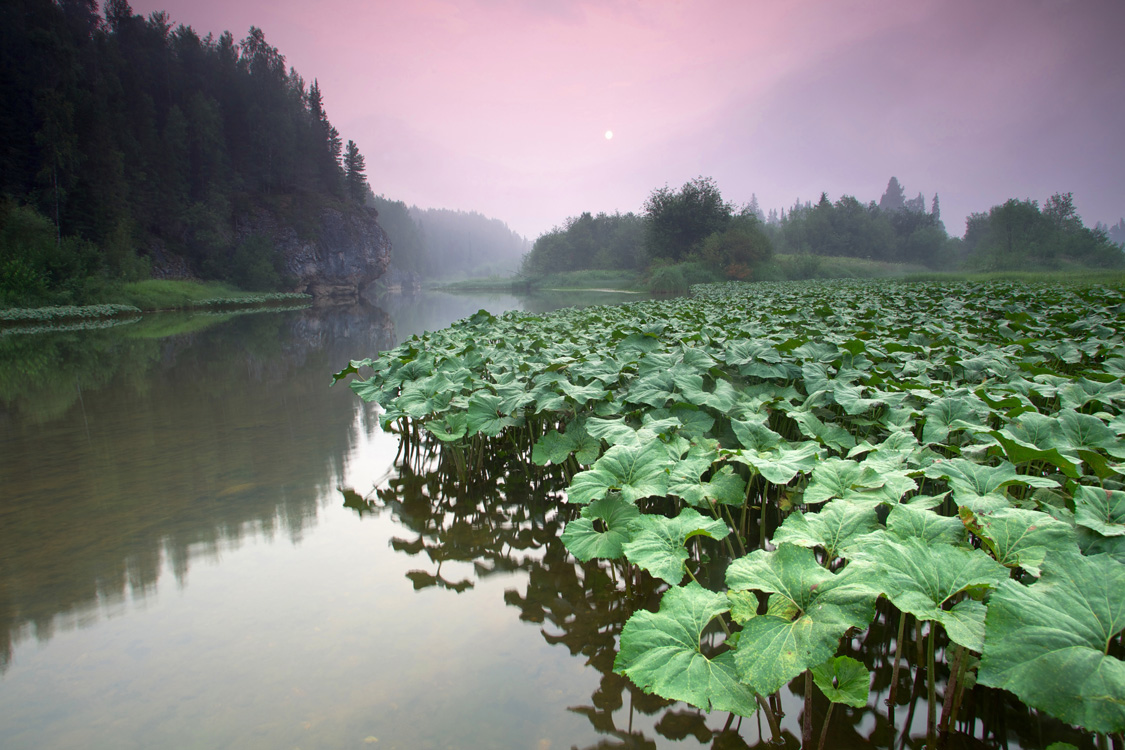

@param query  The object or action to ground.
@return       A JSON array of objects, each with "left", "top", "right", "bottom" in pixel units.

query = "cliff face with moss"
[{"left": 235, "top": 205, "right": 391, "bottom": 299}]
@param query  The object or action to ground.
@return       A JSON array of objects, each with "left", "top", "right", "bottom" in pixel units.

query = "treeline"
[
  {"left": 521, "top": 176, "right": 1124, "bottom": 280},
  {"left": 0, "top": 0, "right": 370, "bottom": 305},
  {"left": 372, "top": 196, "right": 530, "bottom": 279}
]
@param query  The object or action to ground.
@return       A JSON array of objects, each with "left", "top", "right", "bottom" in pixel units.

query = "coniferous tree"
[
  {"left": 878, "top": 176, "right": 906, "bottom": 214},
  {"left": 343, "top": 140, "right": 367, "bottom": 202}
]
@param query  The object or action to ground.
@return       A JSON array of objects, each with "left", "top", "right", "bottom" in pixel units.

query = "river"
[
  {"left": 0, "top": 289, "right": 712, "bottom": 750},
  {"left": 1, "top": 288, "right": 1072, "bottom": 750}
]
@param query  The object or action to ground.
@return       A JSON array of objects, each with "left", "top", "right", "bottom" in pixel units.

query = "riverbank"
[{"left": 0, "top": 280, "right": 311, "bottom": 326}]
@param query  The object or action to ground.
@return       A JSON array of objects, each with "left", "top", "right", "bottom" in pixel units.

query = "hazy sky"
[{"left": 129, "top": 0, "right": 1125, "bottom": 240}]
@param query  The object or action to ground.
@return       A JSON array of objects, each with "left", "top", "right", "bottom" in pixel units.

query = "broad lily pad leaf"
[
  {"left": 465, "top": 391, "right": 518, "bottom": 437},
  {"left": 623, "top": 508, "right": 729, "bottom": 584},
  {"left": 726, "top": 544, "right": 879, "bottom": 696},
  {"left": 853, "top": 536, "right": 1008, "bottom": 651},
  {"left": 803, "top": 458, "right": 895, "bottom": 506},
  {"left": 1059, "top": 409, "right": 1125, "bottom": 459},
  {"left": 884, "top": 502, "right": 967, "bottom": 546},
  {"left": 924, "top": 458, "right": 1056, "bottom": 511},
  {"left": 566, "top": 441, "right": 671, "bottom": 504},
  {"left": 792, "top": 410, "right": 857, "bottom": 453},
  {"left": 811, "top": 655, "right": 871, "bottom": 708},
  {"left": 424, "top": 411, "right": 468, "bottom": 442},
  {"left": 532, "top": 429, "right": 577, "bottom": 466},
  {"left": 833, "top": 382, "right": 885, "bottom": 416},
  {"left": 1073, "top": 484, "right": 1125, "bottom": 537},
  {"left": 979, "top": 551, "right": 1125, "bottom": 733},
  {"left": 959, "top": 506, "right": 1077, "bottom": 576},
  {"left": 561, "top": 496, "right": 640, "bottom": 562},
  {"left": 986, "top": 430, "right": 1081, "bottom": 479},
  {"left": 772, "top": 500, "right": 880, "bottom": 562},
  {"left": 531, "top": 420, "right": 601, "bottom": 466},
  {"left": 614, "top": 582, "right": 760, "bottom": 717},
  {"left": 730, "top": 441, "right": 822, "bottom": 486},
  {"left": 922, "top": 395, "right": 988, "bottom": 446}
]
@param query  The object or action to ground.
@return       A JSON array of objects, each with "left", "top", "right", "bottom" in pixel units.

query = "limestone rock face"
[{"left": 236, "top": 205, "right": 391, "bottom": 299}]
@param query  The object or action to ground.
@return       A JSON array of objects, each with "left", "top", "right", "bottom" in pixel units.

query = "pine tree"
[
  {"left": 344, "top": 139, "right": 367, "bottom": 203},
  {"left": 878, "top": 177, "right": 906, "bottom": 213}
]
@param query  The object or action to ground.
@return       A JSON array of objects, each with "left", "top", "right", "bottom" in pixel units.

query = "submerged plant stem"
[
  {"left": 927, "top": 624, "right": 937, "bottom": 750},
  {"left": 755, "top": 693, "right": 783, "bottom": 745},
  {"left": 888, "top": 609, "right": 908, "bottom": 707},
  {"left": 803, "top": 669, "right": 814, "bottom": 749}
]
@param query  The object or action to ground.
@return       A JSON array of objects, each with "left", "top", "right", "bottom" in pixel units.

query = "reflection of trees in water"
[
  {"left": 0, "top": 302, "right": 395, "bottom": 673},
  {"left": 342, "top": 423, "right": 758, "bottom": 748},
  {"left": 348, "top": 424, "right": 1093, "bottom": 750}
]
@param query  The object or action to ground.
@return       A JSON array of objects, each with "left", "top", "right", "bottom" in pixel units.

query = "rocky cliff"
[{"left": 235, "top": 204, "right": 392, "bottom": 300}]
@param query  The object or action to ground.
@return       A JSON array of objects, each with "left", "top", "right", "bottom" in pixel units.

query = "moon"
[{"left": 604, "top": 130, "right": 614, "bottom": 140}]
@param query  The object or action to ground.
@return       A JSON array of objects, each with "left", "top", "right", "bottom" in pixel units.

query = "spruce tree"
[{"left": 344, "top": 140, "right": 367, "bottom": 203}]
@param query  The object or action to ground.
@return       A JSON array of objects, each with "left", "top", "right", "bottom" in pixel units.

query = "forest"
[
  {"left": 0, "top": 0, "right": 383, "bottom": 305},
  {"left": 521, "top": 176, "right": 1125, "bottom": 282}
]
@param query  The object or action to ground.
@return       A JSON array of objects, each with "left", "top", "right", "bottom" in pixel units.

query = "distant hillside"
[
  {"left": 371, "top": 195, "right": 530, "bottom": 280},
  {"left": 0, "top": 0, "right": 383, "bottom": 305}
]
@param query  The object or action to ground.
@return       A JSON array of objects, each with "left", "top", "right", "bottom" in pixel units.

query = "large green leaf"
[
  {"left": 623, "top": 508, "right": 729, "bottom": 584},
  {"left": 959, "top": 506, "right": 1077, "bottom": 576},
  {"left": 854, "top": 536, "right": 1007, "bottom": 651},
  {"left": 772, "top": 499, "right": 880, "bottom": 562},
  {"left": 883, "top": 502, "right": 967, "bottom": 546},
  {"left": 561, "top": 495, "right": 640, "bottom": 562},
  {"left": 1059, "top": 409, "right": 1125, "bottom": 459},
  {"left": 729, "top": 441, "right": 822, "bottom": 486},
  {"left": 726, "top": 544, "right": 879, "bottom": 696},
  {"left": 979, "top": 551, "right": 1125, "bottom": 733},
  {"left": 614, "top": 582, "right": 760, "bottom": 716},
  {"left": 1073, "top": 484, "right": 1125, "bottom": 537},
  {"left": 811, "top": 655, "right": 871, "bottom": 709},
  {"left": 566, "top": 441, "right": 671, "bottom": 504},
  {"left": 465, "top": 391, "right": 518, "bottom": 437}
]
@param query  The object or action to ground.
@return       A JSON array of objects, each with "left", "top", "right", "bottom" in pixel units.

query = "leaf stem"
[
  {"left": 817, "top": 702, "right": 835, "bottom": 750},
  {"left": 888, "top": 609, "right": 907, "bottom": 707},
  {"left": 927, "top": 623, "right": 937, "bottom": 750},
  {"left": 755, "top": 693, "right": 783, "bottom": 745},
  {"left": 803, "top": 669, "right": 814, "bottom": 749}
]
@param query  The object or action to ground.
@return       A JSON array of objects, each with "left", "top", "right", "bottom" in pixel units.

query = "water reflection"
[
  {"left": 345, "top": 417, "right": 1098, "bottom": 750},
  {"left": 0, "top": 289, "right": 1098, "bottom": 749},
  {"left": 0, "top": 302, "right": 395, "bottom": 673}
]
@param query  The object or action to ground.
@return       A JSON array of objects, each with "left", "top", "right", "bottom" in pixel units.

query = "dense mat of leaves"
[{"left": 341, "top": 279, "right": 1125, "bottom": 734}]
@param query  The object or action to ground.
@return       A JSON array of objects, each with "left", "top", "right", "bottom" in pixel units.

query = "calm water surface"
[
  {"left": 0, "top": 290, "right": 648, "bottom": 750},
  {"left": 0, "top": 290, "right": 1088, "bottom": 750}
]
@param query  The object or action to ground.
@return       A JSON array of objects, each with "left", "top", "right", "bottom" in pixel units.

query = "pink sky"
[{"left": 130, "top": 0, "right": 1125, "bottom": 241}]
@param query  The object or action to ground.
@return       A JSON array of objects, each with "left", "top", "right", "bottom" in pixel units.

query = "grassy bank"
[
  {"left": 437, "top": 269, "right": 644, "bottom": 294},
  {"left": 1, "top": 280, "right": 311, "bottom": 326}
]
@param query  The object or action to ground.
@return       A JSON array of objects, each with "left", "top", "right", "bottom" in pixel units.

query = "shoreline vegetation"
[
  {"left": 434, "top": 260, "right": 1125, "bottom": 296},
  {"left": 8, "top": 266, "right": 1125, "bottom": 332},
  {"left": 0, "top": 280, "right": 311, "bottom": 327}
]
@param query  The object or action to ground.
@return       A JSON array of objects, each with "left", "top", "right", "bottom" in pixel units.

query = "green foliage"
[
  {"left": 0, "top": 0, "right": 368, "bottom": 302},
  {"left": 643, "top": 176, "right": 733, "bottom": 262},
  {"left": 614, "top": 582, "right": 760, "bottom": 716},
  {"left": 811, "top": 655, "right": 871, "bottom": 708},
  {"left": 522, "top": 211, "right": 645, "bottom": 275},
  {"left": 979, "top": 550, "right": 1125, "bottom": 732},
  {"left": 341, "top": 277, "right": 1125, "bottom": 734},
  {"left": 227, "top": 234, "right": 284, "bottom": 291},
  {"left": 699, "top": 216, "right": 773, "bottom": 280},
  {"left": 963, "top": 194, "right": 1124, "bottom": 271},
  {"left": 727, "top": 543, "right": 879, "bottom": 695}
]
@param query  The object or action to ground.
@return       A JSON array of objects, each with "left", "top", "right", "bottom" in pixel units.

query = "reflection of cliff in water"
[{"left": 0, "top": 302, "right": 395, "bottom": 673}]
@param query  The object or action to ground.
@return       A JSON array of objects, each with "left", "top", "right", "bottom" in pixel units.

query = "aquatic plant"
[{"left": 339, "top": 278, "right": 1125, "bottom": 746}]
